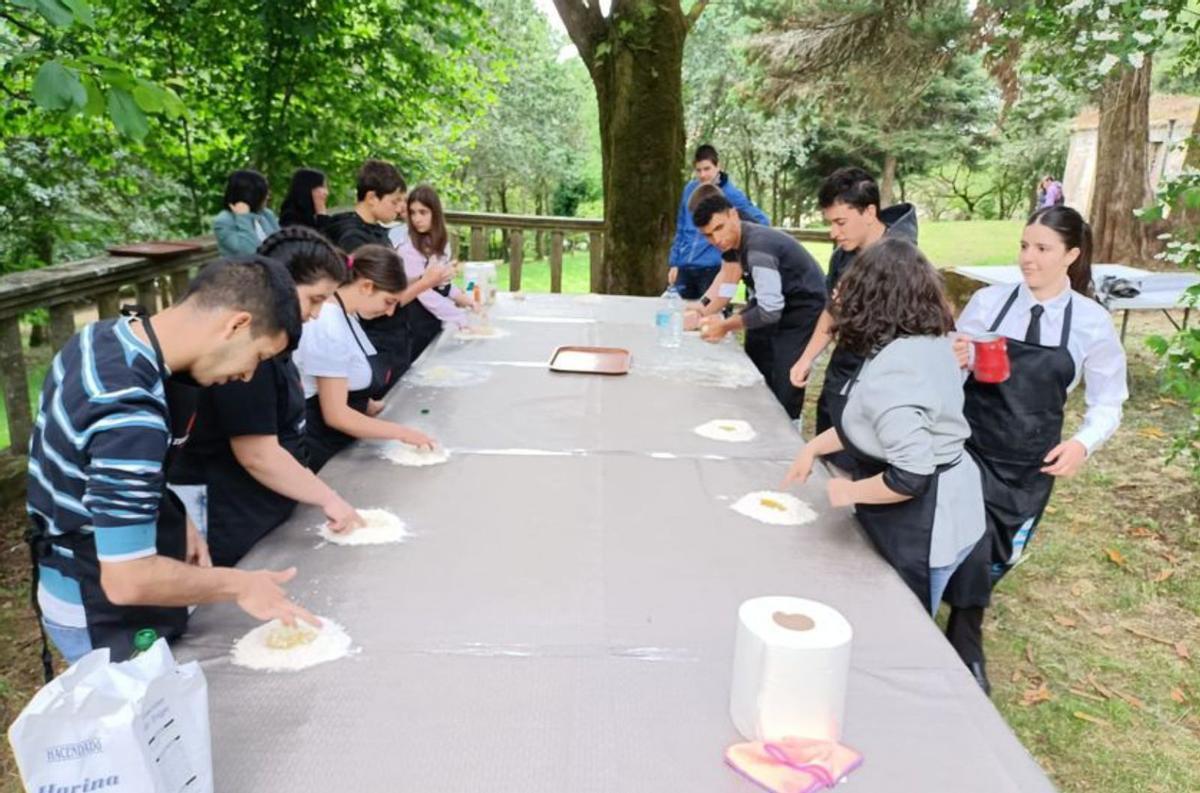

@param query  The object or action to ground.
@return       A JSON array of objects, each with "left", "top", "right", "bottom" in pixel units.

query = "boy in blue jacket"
[{"left": 668, "top": 145, "right": 769, "bottom": 299}]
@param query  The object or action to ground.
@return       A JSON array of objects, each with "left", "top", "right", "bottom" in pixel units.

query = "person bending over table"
[
  {"left": 169, "top": 228, "right": 364, "bottom": 567},
  {"left": 296, "top": 244, "right": 435, "bottom": 472},
  {"left": 688, "top": 192, "right": 827, "bottom": 420},
  {"left": 27, "top": 257, "right": 318, "bottom": 667},
  {"left": 942, "top": 205, "right": 1127, "bottom": 694},
  {"left": 784, "top": 239, "right": 985, "bottom": 616}
]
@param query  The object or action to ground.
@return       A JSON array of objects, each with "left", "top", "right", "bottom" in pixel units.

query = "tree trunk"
[
  {"left": 556, "top": 0, "right": 692, "bottom": 295},
  {"left": 880, "top": 154, "right": 897, "bottom": 207},
  {"left": 1091, "top": 59, "right": 1153, "bottom": 266}
]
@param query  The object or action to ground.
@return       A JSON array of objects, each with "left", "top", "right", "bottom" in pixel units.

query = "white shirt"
[
  {"left": 387, "top": 222, "right": 409, "bottom": 249},
  {"left": 957, "top": 279, "right": 1128, "bottom": 454},
  {"left": 294, "top": 301, "right": 377, "bottom": 399}
]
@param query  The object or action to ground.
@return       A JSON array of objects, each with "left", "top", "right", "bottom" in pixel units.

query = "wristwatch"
[{"left": 700, "top": 296, "right": 712, "bottom": 308}]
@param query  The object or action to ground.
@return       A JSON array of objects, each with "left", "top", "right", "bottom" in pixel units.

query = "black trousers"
[{"left": 744, "top": 324, "right": 813, "bottom": 420}]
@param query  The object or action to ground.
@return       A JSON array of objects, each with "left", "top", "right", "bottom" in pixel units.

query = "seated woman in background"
[
  {"left": 169, "top": 227, "right": 363, "bottom": 566},
  {"left": 213, "top": 169, "right": 280, "bottom": 257},
  {"left": 296, "top": 244, "right": 436, "bottom": 471},
  {"left": 784, "top": 238, "right": 984, "bottom": 616},
  {"left": 279, "top": 168, "right": 330, "bottom": 231}
]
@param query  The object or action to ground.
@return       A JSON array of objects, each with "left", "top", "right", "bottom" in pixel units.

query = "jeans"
[
  {"left": 42, "top": 616, "right": 93, "bottom": 664},
  {"left": 669, "top": 265, "right": 722, "bottom": 300},
  {"left": 929, "top": 543, "right": 977, "bottom": 616}
]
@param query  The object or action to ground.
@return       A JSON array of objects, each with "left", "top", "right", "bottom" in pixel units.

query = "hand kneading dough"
[
  {"left": 731, "top": 491, "right": 817, "bottom": 526},
  {"left": 319, "top": 508, "right": 409, "bottom": 545},
  {"left": 381, "top": 442, "right": 450, "bottom": 467},
  {"left": 694, "top": 419, "right": 757, "bottom": 442},
  {"left": 232, "top": 618, "right": 352, "bottom": 671}
]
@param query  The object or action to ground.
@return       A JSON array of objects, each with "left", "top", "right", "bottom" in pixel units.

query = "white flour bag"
[{"left": 8, "top": 639, "right": 213, "bottom": 793}]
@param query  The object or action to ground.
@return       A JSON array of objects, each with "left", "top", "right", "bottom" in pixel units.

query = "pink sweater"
[{"left": 399, "top": 239, "right": 467, "bottom": 326}]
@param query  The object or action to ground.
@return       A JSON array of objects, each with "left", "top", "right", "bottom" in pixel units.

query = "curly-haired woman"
[{"left": 784, "top": 237, "right": 984, "bottom": 616}]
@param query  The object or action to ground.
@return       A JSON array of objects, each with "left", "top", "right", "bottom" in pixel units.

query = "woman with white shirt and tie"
[{"left": 943, "top": 205, "right": 1128, "bottom": 693}]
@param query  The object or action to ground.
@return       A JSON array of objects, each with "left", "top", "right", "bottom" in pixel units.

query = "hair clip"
[{"left": 346, "top": 254, "right": 355, "bottom": 270}]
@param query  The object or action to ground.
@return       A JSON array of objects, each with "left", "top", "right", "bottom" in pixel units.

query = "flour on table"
[
  {"left": 381, "top": 442, "right": 450, "bottom": 467},
  {"left": 231, "top": 618, "right": 353, "bottom": 672},
  {"left": 731, "top": 491, "right": 817, "bottom": 526},
  {"left": 643, "top": 358, "right": 763, "bottom": 389},
  {"left": 694, "top": 419, "right": 757, "bottom": 443},
  {"left": 406, "top": 364, "right": 491, "bottom": 388},
  {"left": 574, "top": 293, "right": 603, "bottom": 304},
  {"left": 319, "top": 508, "right": 409, "bottom": 545},
  {"left": 454, "top": 325, "right": 509, "bottom": 340}
]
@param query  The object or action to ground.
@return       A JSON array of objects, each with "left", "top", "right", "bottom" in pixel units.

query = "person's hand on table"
[
  {"left": 782, "top": 446, "right": 816, "bottom": 487},
  {"left": 1041, "top": 439, "right": 1088, "bottom": 477},
  {"left": 396, "top": 426, "right": 435, "bottom": 450},
  {"left": 185, "top": 517, "right": 212, "bottom": 568},
  {"left": 236, "top": 568, "right": 320, "bottom": 629},
  {"left": 366, "top": 398, "right": 385, "bottom": 417},
  {"left": 827, "top": 477, "right": 855, "bottom": 508},
  {"left": 683, "top": 309, "right": 702, "bottom": 331},
  {"left": 230, "top": 201, "right": 251, "bottom": 215},
  {"left": 790, "top": 356, "right": 814, "bottom": 388},
  {"left": 699, "top": 316, "right": 728, "bottom": 343},
  {"left": 323, "top": 494, "right": 364, "bottom": 534},
  {"left": 952, "top": 334, "right": 972, "bottom": 369}
]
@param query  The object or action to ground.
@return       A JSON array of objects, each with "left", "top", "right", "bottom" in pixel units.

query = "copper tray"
[
  {"left": 106, "top": 241, "right": 203, "bottom": 259},
  {"left": 548, "top": 345, "right": 631, "bottom": 375}
]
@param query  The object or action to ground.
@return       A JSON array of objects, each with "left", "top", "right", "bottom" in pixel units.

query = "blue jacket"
[{"left": 669, "top": 172, "right": 769, "bottom": 268}]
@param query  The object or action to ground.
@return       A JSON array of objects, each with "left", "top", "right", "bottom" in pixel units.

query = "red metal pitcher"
[{"left": 972, "top": 334, "right": 1010, "bottom": 384}]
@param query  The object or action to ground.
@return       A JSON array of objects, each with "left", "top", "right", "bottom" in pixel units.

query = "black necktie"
[{"left": 1025, "top": 304, "right": 1044, "bottom": 345}]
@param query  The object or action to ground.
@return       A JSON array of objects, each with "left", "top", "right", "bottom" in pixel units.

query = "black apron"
[
  {"left": 304, "top": 294, "right": 389, "bottom": 472},
  {"left": 361, "top": 310, "right": 412, "bottom": 394},
  {"left": 405, "top": 290, "right": 448, "bottom": 361},
  {"left": 739, "top": 270, "right": 824, "bottom": 421},
  {"left": 28, "top": 314, "right": 192, "bottom": 677},
  {"left": 943, "top": 288, "right": 1075, "bottom": 608},
  {"left": 204, "top": 359, "right": 308, "bottom": 567},
  {"left": 832, "top": 360, "right": 954, "bottom": 610},
  {"left": 815, "top": 344, "right": 864, "bottom": 475}
]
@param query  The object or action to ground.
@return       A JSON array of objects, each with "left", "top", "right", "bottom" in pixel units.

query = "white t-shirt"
[{"left": 295, "top": 301, "right": 377, "bottom": 399}]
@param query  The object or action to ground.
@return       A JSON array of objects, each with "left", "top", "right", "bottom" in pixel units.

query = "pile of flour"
[
  {"left": 731, "top": 491, "right": 817, "bottom": 526},
  {"left": 319, "top": 508, "right": 409, "bottom": 545},
  {"left": 231, "top": 618, "right": 353, "bottom": 672}
]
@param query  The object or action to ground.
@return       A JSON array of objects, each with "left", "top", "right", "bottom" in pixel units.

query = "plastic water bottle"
[{"left": 657, "top": 290, "right": 683, "bottom": 348}]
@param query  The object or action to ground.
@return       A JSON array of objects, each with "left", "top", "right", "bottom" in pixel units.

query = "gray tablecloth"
[{"left": 174, "top": 294, "right": 1055, "bottom": 792}]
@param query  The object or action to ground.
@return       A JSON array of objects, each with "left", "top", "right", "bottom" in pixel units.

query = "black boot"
[{"left": 946, "top": 606, "right": 991, "bottom": 696}]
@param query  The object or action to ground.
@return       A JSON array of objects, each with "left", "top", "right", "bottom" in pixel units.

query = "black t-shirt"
[{"left": 170, "top": 356, "right": 306, "bottom": 484}]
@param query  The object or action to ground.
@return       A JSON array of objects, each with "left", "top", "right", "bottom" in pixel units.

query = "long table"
[{"left": 175, "top": 293, "right": 1056, "bottom": 792}]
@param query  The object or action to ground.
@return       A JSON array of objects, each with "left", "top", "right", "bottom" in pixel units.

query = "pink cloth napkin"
[{"left": 726, "top": 736, "right": 863, "bottom": 793}]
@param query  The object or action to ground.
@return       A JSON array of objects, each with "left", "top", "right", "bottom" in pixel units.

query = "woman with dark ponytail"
[
  {"left": 294, "top": 243, "right": 436, "bottom": 471},
  {"left": 169, "top": 227, "right": 364, "bottom": 566},
  {"left": 942, "top": 205, "right": 1128, "bottom": 694}
]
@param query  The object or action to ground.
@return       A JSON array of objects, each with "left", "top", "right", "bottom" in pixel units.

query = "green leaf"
[
  {"left": 132, "top": 82, "right": 166, "bottom": 112},
  {"left": 1146, "top": 335, "right": 1169, "bottom": 355},
  {"left": 32, "top": 60, "right": 87, "bottom": 112},
  {"left": 82, "top": 76, "right": 105, "bottom": 116},
  {"left": 106, "top": 88, "right": 150, "bottom": 139},
  {"left": 31, "top": 0, "right": 75, "bottom": 27},
  {"left": 594, "top": 41, "right": 611, "bottom": 60},
  {"left": 1135, "top": 204, "right": 1164, "bottom": 221},
  {"left": 59, "top": 0, "right": 94, "bottom": 25},
  {"left": 100, "top": 68, "right": 136, "bottom": 92},
  {"left": 1183, "top": 188, "right": 1200, "bottom": 211}
]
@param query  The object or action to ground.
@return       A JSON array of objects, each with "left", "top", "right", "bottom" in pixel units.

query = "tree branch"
[
  {"left": 685, "top": 0, "right": 710, "bottom": 30},
  {"left": 1, "top": 10, "right": 48, "bottom": 39},
  {"left": 552, "top": 0, "right": 606, "bottom": 66}
]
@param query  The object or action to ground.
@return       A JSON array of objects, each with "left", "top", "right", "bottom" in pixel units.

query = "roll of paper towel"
[{"left": 730, "top": 596, "right": 853, "bottom": 742}]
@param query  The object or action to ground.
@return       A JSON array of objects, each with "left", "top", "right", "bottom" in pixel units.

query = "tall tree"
[
  {"left": 552, "top": 0, "right": 708, "bottom": 295},
  {"left": 978, "top": 0, "right": 1186, "bottom": 265}
]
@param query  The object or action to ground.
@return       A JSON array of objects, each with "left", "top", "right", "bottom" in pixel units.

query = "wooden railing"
[
  {"left": 0, "top": 213, "right": 832, "bottom": 462},
  {"left": 444, "top": 210, "right": 831, "bottom": 293}
]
